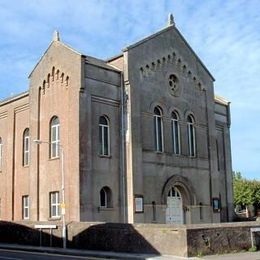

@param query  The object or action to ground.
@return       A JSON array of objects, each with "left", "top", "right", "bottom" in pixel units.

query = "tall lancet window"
[
  {"left": 154, "top": 106, "right": 164, "bottom": 152},
  {"left": 99, "top": 116, "right": 110, "bottom": 156},
  {"left": 23, "top": 128, "right": 30, "bottom": 166},
  {"left": 171, "top": 111, "right": 181, "bottom": 155},
  {"left": 50, "top": 116, "right": 60, "bottom": 158},
  {"left": 187, "top": 115, "right": 196, "bottom": 157}
]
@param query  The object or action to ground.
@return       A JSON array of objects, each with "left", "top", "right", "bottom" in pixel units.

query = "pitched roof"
[
  {"left": 28, "top": 38, "right": 83, "bottom": 78},
  {"left": 214, "top": 95, "right": 230, "bottom": 106},
  {"left": 85, "top": 55, "right": 121, "bottom": 72},
  {"left": 0, "top": 91, "right": 29, "bottom": 106}
]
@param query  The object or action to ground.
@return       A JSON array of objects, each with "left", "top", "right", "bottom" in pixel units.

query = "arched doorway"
[
  {"left": 162, "top": 175, "right": 196, "bottom": 224},
  {"left": 166, "top": 187, "right": 183, "bottom": 224}
]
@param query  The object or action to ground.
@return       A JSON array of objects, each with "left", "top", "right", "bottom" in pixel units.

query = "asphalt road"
[{"left": 0, "top": 249, "right": 111, "bottom": 260}]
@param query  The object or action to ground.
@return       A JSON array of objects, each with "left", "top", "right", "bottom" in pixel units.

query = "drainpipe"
[
  {"left": 36, "top": 87, "right": 41, "bottom": 221},
  {"left": 120, "top": 72, "right": 126, "bottom": 223},
  {"left": 204, "top": 89, "right": 213, "bottom": 222}
]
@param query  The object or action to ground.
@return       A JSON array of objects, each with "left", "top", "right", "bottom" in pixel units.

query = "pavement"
[
  {"left": 0, "top": 243, "right": 194, "bottom": 259},
  {"left": 0, "top": 243, "right": 259, "bottom": 260}
]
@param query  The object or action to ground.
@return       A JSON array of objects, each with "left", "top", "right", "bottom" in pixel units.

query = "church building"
[{"left": 0, "top": 15, "right": 233, "bottom": 224}]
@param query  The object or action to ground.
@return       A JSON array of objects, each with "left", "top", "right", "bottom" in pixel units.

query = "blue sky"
[{"left": 0, "top": 0, "right": 259, "bottom": 179}]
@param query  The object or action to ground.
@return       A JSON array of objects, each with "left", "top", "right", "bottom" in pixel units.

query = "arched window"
[
  {"left": 0, "top": 138, "right": 2, "bottom": 170},
  {"left": 50, "top": 116, "right": 60, "bottom": 158},
  {"left": 23, "top": 128, "right": 30, "bottom": 166},
  {"left": 187, "top": 115, "right": 196, "bottom": 157},
  {"left": 171, "top": 111, "right": 181, "bottom": 155},
  {"left": 99, "top": 116, "right": 110, "bottom": 156},
  {"left": 100, "top": 186, "right": 112, "bottom": 208},
  {"left": 154, "top": 106, "right": 164, "bottom": 152}
]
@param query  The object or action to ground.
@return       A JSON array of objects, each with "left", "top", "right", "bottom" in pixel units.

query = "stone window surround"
[
  {"left": 50, "top": 116, "right": 60, "bottom": 159},
  {"left": 23, "top": 128, "right": 30, "bottom": 166},
  {"left": 154, "top": 106, "right": 164, "bottom": 152},
  {"left": 99, "top": 186, "right": 112, "bottom": 208},
  {"left": 171, "top": 111, "right": 181, "bottom": 155},
  {"left": 99, "top": 115, "right": 110, "bottom": 157},
  {"left": 22, "top": 195, "right": 29, "bottom": 220},
  {"left": 50, "top": 191, "right": 60, "bottom": 218}
]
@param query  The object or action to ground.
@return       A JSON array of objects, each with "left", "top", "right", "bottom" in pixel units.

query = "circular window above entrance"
[{"left": 168, "top": 74, "right": 181, "bottom": 97}]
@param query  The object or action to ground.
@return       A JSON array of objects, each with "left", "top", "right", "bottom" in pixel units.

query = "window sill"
[
  {"left": 155, "top": 151, "right": 164, "bottom": 154},
  {"left": 49, "top": 157, "right": 60, "bottom": 161},
  {"left": 98, "top": 155, "right": 112, "bottom": 159},
  {"left": 98, "top": 207, "right": 114, "bottom": 212},
  {"left": 23, "top": 165, "right": 29, "bottom": 168},
  {"left": 49, "top": 216, "right": 61, "bottom": 221}
]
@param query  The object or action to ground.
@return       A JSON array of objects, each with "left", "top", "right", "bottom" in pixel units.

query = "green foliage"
[
  {"left": 248, "top": 246, "right": 257, "bottom": 252},
  {"left": 233, "top": 172, "right": 260, "bottom": 207}
]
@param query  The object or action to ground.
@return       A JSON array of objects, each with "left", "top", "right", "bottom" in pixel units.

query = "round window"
[{"left": 168, "top": 74, "right": 180, "bottom": 96}]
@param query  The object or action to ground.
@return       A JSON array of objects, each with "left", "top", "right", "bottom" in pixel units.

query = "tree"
[{"left": 233, "top": 172, "right": 260, "bottom": 216}]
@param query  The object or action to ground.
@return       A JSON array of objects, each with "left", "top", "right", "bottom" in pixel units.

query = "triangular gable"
[
  {"left": 123, "top": 24, "right": 215, "bottom": 82},
  {"left": 28, "top": 37, "right": 83, "bottom": 78}
]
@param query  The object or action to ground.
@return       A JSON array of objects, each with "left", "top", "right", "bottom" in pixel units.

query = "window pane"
[
  {"left": 104, "top": 127, "right": 108, "bottom": 155},
  {"left": 52, "top": 144, "right": 56, "bottom": 157},
  {"left": 99, "top": 116, "right": 107, "bottom": 125},
  {"left": 52, "top": 127, "right": 56, "bottom": 142},
  {"left": 57, "top": 125, "right": 60, "bottom": 140},
  {"left": 25, "top": 138, "right": 29, "bottom": 150},
  {"left": 191, "top": 126, "right": 195, "bottom": 156},
  {"left": 25, "top": 208, "right": 28, "bottom": 218},
  {"left": 154, "top": 117, "right": 157, "bottom": 150},
  {"left": 174, "top": 121, "right": 180, "bottom": 154},
  {"left": 22, "top": 196, "right": 29, "bottom": 219},
  {"left": 172, "top": 112, "right": 177, "bottom": 120},
  {"left": 99, "top": 126, "right": 103, "bottom": 154},
  {"left": 56, "top": 143, "right": 60, "bottom": 157},
  {"left": 154, "top": 107, "right": 161, "bottom": 115},
  {"left": 100, "top": 189, "right": 106, "bottom": 207},
  {"left": 52, "top": 205, "right": 55, "bottom": 216},
  {"left": 158, "top": 118, "right": 162, "bottom": 151},
  {"left": 52, "top": 193, "right": 56, "bottom": 204}
]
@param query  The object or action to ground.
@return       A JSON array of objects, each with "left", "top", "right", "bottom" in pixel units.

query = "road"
[
  {"left": 0, "top": 249, "right": 110, "bottom": 260},
  {"left": 0, "top": 247, "right": 260, "bottom": 260}
]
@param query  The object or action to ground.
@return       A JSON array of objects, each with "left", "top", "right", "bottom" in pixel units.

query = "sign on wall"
[
  {"left": 134, "top": 195, "right": 144, "bottom": 213},
  {"left": 212, "top": 198, "right": 221, "bottom": 212}
]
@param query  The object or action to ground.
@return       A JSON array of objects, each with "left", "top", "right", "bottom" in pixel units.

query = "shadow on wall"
[
  {"left": 0, "top": 221, "right": 161, "bottom": 255},
  {"left": 0, "top": 221, "right": 62, "bottom": 248},
  {"left": 68, "top": 223, "right": 160, "bottom": 255}
]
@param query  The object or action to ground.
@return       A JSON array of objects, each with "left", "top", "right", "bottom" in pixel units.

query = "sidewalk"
[
  {"left": 0, "top": 243, "right": 197, "bottom": 259},
  {"left": 0, "top": 243, "right": 259, "bottom": 260}
]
